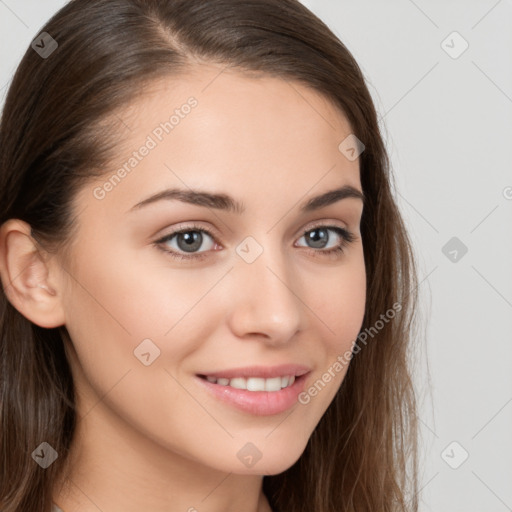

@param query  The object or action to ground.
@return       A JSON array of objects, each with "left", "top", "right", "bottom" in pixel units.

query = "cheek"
[
  {"left": 293, "top": 260, "right": 366, "bottom": 432},
  {"left": 320, "top": 255, "right": 367, "bottom": 351},
  {"left": 61, "top": 254, "right": 218, "bottom": 455},
  {"left": 60, "top": 246, "right": 201, "bottom": 395},
  {"left": 61, "top": 245, "right": 241, "bottom": 436},
  {"left": 304, "top": 253, "right": 366, "bottom": 400},
  {"left": 64, "top": 239, "right": 215, "bottom": 343}
]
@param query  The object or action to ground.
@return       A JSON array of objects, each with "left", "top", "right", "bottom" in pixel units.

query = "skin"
[{"left": 0, "top": 64, "right": 366, "bottom": 512}]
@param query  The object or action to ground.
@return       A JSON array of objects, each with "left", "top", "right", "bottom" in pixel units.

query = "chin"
[{"left": 229, "top": 446, "right": 305, "bottom": 476}]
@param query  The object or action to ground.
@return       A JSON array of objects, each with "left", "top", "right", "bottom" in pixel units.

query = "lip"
[
  {"left": 198, "top": 364, "right": 311, "bottom": 380},
  {"left": 195, "top": 365, "right": 311, "bottom": 416}
]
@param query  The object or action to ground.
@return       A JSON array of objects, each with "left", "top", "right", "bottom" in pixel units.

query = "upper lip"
[{"left": 198, "top": 364, "right": 311, "bottom": 380}]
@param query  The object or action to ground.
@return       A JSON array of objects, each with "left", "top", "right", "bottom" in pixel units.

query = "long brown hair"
[{"left": 0, "top": 1, "right": 420, "bottom": 510}]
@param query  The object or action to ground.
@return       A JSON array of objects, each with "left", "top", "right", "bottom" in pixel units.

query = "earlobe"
[{"left": 0, "top": 219, "right": 66, "bottom": 328}]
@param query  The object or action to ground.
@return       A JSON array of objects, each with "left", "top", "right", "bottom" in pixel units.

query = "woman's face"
[{"left": 57, "top": 65, "right": 366, "bottom": 475}]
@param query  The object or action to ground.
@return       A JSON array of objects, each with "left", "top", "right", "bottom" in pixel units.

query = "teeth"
[
  {"left": 264, "top": 377, "right": 281, "bottom": 392},
  {"left": 229, "top": 377, "right": 246, "bottom": 389},
  {"left": 204, "top": 375, "right": 296, "bottom": 391}
]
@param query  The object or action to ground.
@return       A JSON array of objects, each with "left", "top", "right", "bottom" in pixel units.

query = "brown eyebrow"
[{"left": 129, "top": 184, "right": 365, "bottom": 214}]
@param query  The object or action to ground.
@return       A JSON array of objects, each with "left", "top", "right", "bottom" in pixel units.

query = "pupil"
[
  {"left": 308, "top": 228, "right": 327, "bottom": 248},
  {"left": 178, "top": 231, "right": 202, "bottom": 252}
]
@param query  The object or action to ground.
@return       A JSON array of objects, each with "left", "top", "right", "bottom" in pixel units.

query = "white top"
[{"left": 52, "top": 504, "right": 64, "bottom": 512}]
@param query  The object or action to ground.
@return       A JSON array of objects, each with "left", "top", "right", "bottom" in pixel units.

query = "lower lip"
[{"left": 195, "top": 374, "right": 309, "bottom": 416}]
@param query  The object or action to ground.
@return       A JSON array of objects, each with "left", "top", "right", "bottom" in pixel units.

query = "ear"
[{"left": 0, "top": 219, "right": 66, "bottom": 328}]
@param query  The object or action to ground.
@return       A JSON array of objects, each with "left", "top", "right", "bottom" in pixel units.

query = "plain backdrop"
[{"left": 1, "top": 1, "right": 511, "bottom": 510}]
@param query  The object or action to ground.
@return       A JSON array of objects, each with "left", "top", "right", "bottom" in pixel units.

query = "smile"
[{"left": 199, "top": 375, "right": 296, "bottom": 392}]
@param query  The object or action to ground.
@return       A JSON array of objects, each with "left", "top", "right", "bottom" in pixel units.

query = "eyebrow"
[{"left": 129, "top": 184, "right": 365, "bottom": 214}]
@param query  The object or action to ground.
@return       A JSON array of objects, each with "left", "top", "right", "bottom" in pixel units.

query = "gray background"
[{"left": 1, "top": 1, "right": 511, "bottom": 510}]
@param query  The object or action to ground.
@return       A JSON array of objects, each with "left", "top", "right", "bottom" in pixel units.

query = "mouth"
[
  {"left": 197, "top": 373, "right": 299, "bottom": 392},
  {"left": 194, "top": 367, "right": 311, "bottom": 416}
]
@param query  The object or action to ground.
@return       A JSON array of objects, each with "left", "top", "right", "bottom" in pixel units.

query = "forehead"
[
  {"left": 118, "top": 63, "right": 354, "bottom": 157},
  {"left": 78, "top": 64, "right": 361, "bottom": 217}
]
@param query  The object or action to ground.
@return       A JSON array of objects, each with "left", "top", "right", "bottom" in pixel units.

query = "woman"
[{"left": 0, "top": 0, "right": 420, "bottom": 510}]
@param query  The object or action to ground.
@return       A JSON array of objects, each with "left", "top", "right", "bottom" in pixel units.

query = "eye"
[
  {"left": 295, "top": 224, "right": 357, "bottom": 259},
  {"left": 154, "top": 222, "right": 357, "bottom": 262},
  {"left": 154, "top": 223, "right": 218, "bottom": 261}
]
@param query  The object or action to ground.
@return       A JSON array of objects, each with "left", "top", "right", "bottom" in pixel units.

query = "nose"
[{"left": 225, "top": 242, "right": 305, "bottom": 345}]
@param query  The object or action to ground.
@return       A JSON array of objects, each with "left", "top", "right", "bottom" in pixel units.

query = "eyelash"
[{"left": 154, "top": 222, "right": 357, "bottom": 262}]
